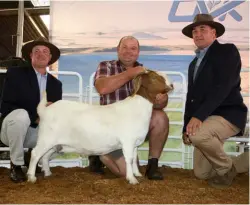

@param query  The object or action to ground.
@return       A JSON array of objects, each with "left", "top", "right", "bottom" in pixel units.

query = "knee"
[
  {"left": 189, "top": 135, "right": 199, "bottom": 146},
  {"left": 6, "top": 109, "right": 30, "bottom": 127},
  {"left": 150, "top": 110, "right": 169, "bottom": 129},
  {"left": 189, "top": 133, "right": 210, "bottom": 147}
]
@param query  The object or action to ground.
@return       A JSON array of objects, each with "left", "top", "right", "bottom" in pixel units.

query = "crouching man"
[
  {"left": 89, "top": 36, "right": 170, "bottom": 180},
  {"left": 181, "top": 14, "right": 248, "bottom": 188},
  {"left": 0, "top": 38, "right": 62, "bottom": 183}
]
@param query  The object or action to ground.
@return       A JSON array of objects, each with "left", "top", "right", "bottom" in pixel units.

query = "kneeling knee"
[
  {"left": 151, "top": 110, "right": 169, "bottom": 128},
  {"left": 189, "top": 134, "right": 208, "bottom": 147},
  {"left": 6, "top": 109, "right": 30, "bottom": 128}
]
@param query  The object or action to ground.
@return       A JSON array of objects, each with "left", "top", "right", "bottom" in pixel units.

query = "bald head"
[{"left": 117, "top": 36, "right": 140, "bottom": 49}]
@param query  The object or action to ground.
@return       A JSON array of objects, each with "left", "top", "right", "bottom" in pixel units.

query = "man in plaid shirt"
[{"left": 89, "top": 36, "right": 169, "bottom": 180}]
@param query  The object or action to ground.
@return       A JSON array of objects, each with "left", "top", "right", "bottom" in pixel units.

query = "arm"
[
  {"left": 182, "top": 133, "right": 192, "bottom": 145},
  {"left": 94, "top": 62, "right": 145, "bottom": 95},
  {"left": 45, "top": 82, "right": 62, "bottom": 106},
  {"left": 55, "top": 81, "right": 62, "bottom": 101},
  {"left": 95, "top": 70, "right": 134, "bottom": 95},
  {"left": 47, "top": 77, "right": 62, "bottom": 102},
  {"left": 0, "top": 67, "right": 20, "bottom": 117}
]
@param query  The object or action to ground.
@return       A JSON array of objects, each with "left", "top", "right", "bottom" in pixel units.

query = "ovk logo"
[{"left": 168, "top": 0, "right": 246, "bottom": 22}]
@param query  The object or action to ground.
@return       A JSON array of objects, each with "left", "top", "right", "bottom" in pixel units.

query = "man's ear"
[{"left": 212, "top": 28, "right": 217, "bottom": 37}]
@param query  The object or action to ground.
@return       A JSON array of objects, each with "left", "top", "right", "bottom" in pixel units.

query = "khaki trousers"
[{"left": 189, "top": 115, "right": 247, "bottom": 179}]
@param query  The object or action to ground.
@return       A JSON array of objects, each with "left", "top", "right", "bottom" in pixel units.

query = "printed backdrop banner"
[
  {"left": 50, "top": 0, "right": 249, "bottom": 166},
  {"left": 50, "top": 0, "right": 248, "bottom": 98}
]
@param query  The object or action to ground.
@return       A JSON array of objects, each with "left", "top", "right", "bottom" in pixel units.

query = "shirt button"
[{"left": 191, "top": 99, "right": 194, "bottom": 102}]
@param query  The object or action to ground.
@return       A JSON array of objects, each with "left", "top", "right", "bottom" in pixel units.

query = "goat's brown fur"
[{"left": 132, "top": 70, "right": 173, "bottom": 104}]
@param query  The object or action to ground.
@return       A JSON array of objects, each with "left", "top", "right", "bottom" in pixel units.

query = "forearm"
[{"left": 95, "top": 70, "right": 134, "bottom": 95}]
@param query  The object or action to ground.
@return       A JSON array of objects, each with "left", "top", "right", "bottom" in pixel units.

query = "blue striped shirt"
[
  {"left": 33, "top": 68, "right": 47, "bottom": 101},
  {"left": 193, "top": 42, "right": 213, "bottom": 81}
]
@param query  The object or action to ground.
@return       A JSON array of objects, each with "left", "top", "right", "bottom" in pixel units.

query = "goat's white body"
[{"left": 27, "top": 95, "right": 153, "bottom": 184}]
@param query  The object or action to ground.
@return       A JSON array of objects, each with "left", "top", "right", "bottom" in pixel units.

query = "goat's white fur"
[
  {"left": 27, "top": 71, "right": 172, "bottom": 184},
  {"left": 27, "top": 95, "right": 153, "bottom": 184}
]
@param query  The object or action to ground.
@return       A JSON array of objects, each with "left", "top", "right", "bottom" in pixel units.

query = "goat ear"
[{"left": 131, "top": 75, "right": 142, "bottom": 96}]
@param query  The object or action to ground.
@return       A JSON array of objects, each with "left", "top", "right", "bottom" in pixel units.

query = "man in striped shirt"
[{"left": 89, "top": 36, "right": 170, "bottom": 180}]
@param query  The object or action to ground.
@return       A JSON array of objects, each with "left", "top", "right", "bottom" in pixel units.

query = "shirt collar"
[
  {"left": 117, "top": 60, "right": 142, "bottom": 69},
  {"left": 33, "top": 67, "right": 48, "bottom": 77},
  {"left": 195, "top": 40, "right": 214, "bottom": 58}
]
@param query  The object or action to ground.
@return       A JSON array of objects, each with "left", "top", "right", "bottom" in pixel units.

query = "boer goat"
[{"left": 27, "top": 70, "right": 173, "bottom": 184}]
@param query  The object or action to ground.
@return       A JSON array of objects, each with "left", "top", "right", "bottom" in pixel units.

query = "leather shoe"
[
  {"left": 208, "top": 165, "right": 237, "bottom": 188},
  {"left": 145, "top": 158, "right": 163, "bottom": 180},
  {"left": 88, "top": 155, "right": 105, "bottom": 174},
  {"left": 10, "top": 162, "right": 26, "bottom": 183}
]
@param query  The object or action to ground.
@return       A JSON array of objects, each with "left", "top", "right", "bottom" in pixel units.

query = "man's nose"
[{"left": 195, "top": 31, "right": 202, "bottom": 37}]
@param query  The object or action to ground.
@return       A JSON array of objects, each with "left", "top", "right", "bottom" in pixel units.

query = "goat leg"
[
  {"left": 132, "top": 147, "right": 142, "bottom": 177},
  {"left": 122, "top": 142, "right": 139, "bottom": 184},
  {"left": 27, "top": 148, "right": 40, "bottom": 183},
  {"left": 41, "top": 147, "right": 58, "bottom": 177},
  {"left": 27, "top": 143, "right": 54, "bottom": 183}
]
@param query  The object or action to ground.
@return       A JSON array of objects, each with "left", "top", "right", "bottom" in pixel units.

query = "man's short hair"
[{"left": 117, "top": 36, "right": 140, "bottom": 49}]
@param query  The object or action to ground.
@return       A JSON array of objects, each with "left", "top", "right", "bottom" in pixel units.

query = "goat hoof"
[
  {"left": 128, "top": 177, "right": 139, "bottom": 184},
  {"left": 134, "top": 172, "right": 142, "bottom": 177},
  {"left": 44, "top": 171, "right": 52, "bottom": 177},
  {"left": 27, "top": 175, "right": 37, "bottom": 183}
]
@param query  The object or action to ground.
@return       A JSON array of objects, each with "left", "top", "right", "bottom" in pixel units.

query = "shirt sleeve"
[{"left": 94, "top": 61, "right": 111, "bottom": 84}]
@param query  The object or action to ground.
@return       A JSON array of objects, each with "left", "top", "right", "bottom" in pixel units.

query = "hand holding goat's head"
[{"left": 132, "top": 69, "right": 174, "bottom": 104}]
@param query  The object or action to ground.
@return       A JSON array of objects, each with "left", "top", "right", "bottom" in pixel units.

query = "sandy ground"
[{"left": 0, "top": 166, "right": 248, "bottom": 204}]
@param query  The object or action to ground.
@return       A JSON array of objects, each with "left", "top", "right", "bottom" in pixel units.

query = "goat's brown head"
[{"left": 132, "top": 69, "right": 174, "bottom": 104}]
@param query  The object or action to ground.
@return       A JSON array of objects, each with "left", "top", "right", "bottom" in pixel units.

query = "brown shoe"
[
  {"left": 10, "top": 162, "right": 26, "bottom": 183},
  {"left": 208, "top": 165, "right": 237, "bottom": 188}
]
